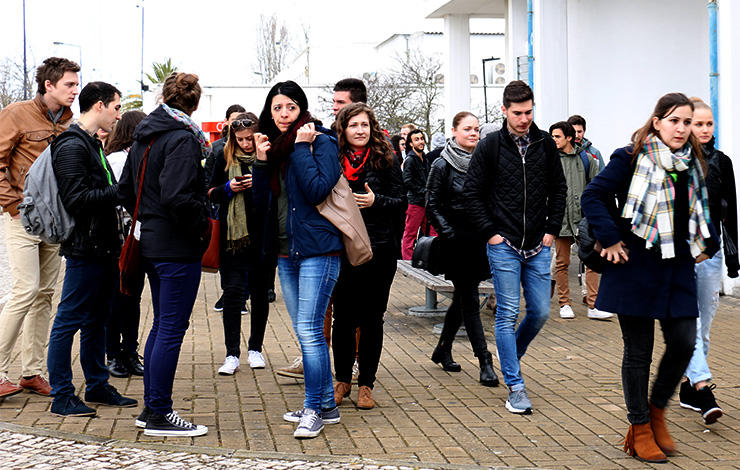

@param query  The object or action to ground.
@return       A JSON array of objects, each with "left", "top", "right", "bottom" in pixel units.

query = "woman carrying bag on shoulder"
[{"left": 581, "top": 93, "right": 719, "bottom": 464}]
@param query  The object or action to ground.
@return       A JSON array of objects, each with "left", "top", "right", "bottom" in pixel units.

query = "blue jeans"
[
  {"left": 487, "top": 243, "right": 551, "bottom": 390},
  {"left": 48, "top": 257, "right": 116, "bottom": 399},
  {"left": 143, "top": 260, "right": 201, "bottom": 415},
  {"left": 278, "top": 255, "right": 340, "bottom": 411},
  {"left": 684, "top": 251, "right": 723, "bottom": 385}
]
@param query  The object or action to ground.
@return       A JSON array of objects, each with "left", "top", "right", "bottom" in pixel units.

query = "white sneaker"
[
  {"left": 248, "top": 350, "right": 266, "bottom": 369},
  {"left": 588, "top": 308, "right": 614, "bottom": 320},
  {"left": 559, "top": 305, "right": 575, "bottom": 319},
  {"left": 218, "top": 355, "right": 239, "bottom": 375}
]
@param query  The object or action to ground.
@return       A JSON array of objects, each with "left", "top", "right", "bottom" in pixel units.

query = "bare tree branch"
[{"left": 255, "top": 15, "right": 292, "bottom": 84}]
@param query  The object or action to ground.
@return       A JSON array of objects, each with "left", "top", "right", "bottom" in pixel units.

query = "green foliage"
[{"left": 146, "top": 58, "right": 177, "bottom": 85}]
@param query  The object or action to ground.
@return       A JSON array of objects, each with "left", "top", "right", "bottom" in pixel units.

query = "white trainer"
[
  {"left": 588, "top": 308, "right": 614, "bottom": 320},
  {"left": 218, "top": 355, "right": 239, "bottom": 375},
  {"left": 248, "top": 350, "right": 266, "bottom": 369},
  {"left": 559, "top": 305, "right": 575, "bottom": 319}
]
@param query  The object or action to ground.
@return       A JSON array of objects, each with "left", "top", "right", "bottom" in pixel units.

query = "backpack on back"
[
  {"left": 17, "top": 140, "right": 75, "bottom": 244},
  {"left": 579, "top": 149, "right": 593, "bottom": 183}
]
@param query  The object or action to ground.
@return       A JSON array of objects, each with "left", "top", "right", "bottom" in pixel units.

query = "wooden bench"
[{"left": 396, "top": 260, "right": 494, "bottom": 317}]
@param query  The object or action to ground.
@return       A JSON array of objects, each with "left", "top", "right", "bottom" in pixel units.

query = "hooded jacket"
[
  {"left": 576, "top": 138, "right": 604, "bottom": 170},
  {"left": 558, "top": 147, "right": 600, "bottom": 237},
  {"left": 118, "top": 105, "right": 210, "bottom": 262}
]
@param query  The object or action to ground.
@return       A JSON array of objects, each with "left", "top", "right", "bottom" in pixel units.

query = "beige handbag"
[{"left": 317, "top": 175, "right": 373, "bottom": 266}]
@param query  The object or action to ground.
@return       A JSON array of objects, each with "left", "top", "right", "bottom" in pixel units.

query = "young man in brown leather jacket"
[{"left": 0, "top": 57, "right": 79, "bottom": 398}]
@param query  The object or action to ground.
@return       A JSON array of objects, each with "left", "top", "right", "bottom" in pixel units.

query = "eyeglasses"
[{"left": 230, "top": 119, "right": 254, "bottom": 130}]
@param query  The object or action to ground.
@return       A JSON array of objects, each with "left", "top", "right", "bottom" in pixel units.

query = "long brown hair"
[
  {"left": 105, "top": 110, "right": 146, "bottom": 155},
  {"left": 629, "top": 92, "right": 704, "bottom": 171},
  {"left": 335, "top": 102, "right": 393, "bottom": 170},
  {"left": 224, "top": 112, "right": 259, "bottom": 170}
]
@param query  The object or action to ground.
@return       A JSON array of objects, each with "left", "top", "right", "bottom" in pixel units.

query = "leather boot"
[
  {"left": 431, "top": 343, "right": 461, "bottom": 372},
  {"left": 649, "top": 403, "right": 676, "bottom": 455},
  {"left": 623, "top": 422, "right": 667, "bottom": 463},
  {"left": 478, "top": 352, "right": 499, "bottom": 387},
  {"left": 334, "top": 381, "right": 351, "bottom": 405}
]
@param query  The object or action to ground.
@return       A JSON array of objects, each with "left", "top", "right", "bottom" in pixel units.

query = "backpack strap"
[
  {"left": 579, "top": 149, "right": 592, "bottom": 183},
  {"left": 130, "top": 138, "right": 157, "bottom": 229}
]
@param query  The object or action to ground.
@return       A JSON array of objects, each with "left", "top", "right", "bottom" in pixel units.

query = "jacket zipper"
[{"left": 519, "top": 135, "right": 544, "bottom": 250}]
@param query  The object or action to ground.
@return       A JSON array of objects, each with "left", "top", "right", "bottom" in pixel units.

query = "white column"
[
  {"left": 532, "top": 0, "right": 568, "bottom": 128},
  {"left": 505, "top": 0, "right": 529, "bottom": 83},
  {"left": 444, "top": 14, "right": 471, "bottom": 135},
  {"left": 718, "top": 0, "right": 740, "bottom": 294}
]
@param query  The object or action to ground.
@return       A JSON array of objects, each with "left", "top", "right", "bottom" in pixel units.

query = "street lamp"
[
  {"left": 482, "top": 56, "right": 500, "bottom": 123},
  {"left": 53, "top": 41, "right": 82, "bottom": 86}
]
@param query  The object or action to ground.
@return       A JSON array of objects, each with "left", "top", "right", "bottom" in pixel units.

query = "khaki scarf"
[{"left": 226, "top": 150, "right": 256, "bottom": 253}]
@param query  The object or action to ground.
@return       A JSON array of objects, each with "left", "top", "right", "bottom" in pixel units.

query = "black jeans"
[
  {"left": 220, "top": 256, "right": 271, "bottom": 357},
  {"left": 438, "top": 277, "right": 489, "bottom": 358},
  {"left": 332, "top": 245, "right": 397, "bottom": 388},
  {"left": 106, "top": 267, "right": 145, "bottom": 359},
  {"left": 618, "top": 314, "right": 696, "bottom": 424}
]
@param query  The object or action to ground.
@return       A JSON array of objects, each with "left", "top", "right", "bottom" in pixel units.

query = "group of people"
[{"left": 0, "top": 58, "right": 736, "bottom": 463}]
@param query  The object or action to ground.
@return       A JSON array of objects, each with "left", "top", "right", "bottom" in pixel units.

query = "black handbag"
[
  {"left": 577, "top": 217, "right": 606, "bottom": 273},
  {"left": 411, "top": 236, "right": 443, "bottom": 275}
]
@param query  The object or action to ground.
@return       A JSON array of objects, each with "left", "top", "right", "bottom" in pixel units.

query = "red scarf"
[{"left": 343, "top": 148, "right": 370, "bottom": 181}]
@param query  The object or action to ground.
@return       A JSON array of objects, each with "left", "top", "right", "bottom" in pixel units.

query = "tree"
[
  {"left": 146, "top": 58, "right": 177, "bottom": 85},
  {"left": 254, "top": 15, "right": 292, "bottom": 84},
  {"left": 0, "top": 57, "right": 34, "bottom": 111},
  {"left": 393, "top": 50, "right": 444, "bottom": 142}
]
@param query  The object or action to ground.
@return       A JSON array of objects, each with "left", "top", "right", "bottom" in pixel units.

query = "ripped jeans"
[{"left": 684, "top": 251, "right": 723, "bottom": 385}]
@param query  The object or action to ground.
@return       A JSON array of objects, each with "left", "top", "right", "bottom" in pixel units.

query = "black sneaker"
[
  {"left": 135, "top": 406, "right": 152, "bottom": 428},
  {"left": 679, "top": 380, "right": 700, "bottom": 411},
  {"left": 214, "top": 296, "right": 224, "bottom": 312},
  {"left": 123, "top": 353, "right": 145, "bottom": 376},
  {"left": 144, "top": 410, "right": 208, "bottom": 437},
  {"left": 85, "top": 383, "right": 138, "bottom": 408},
  {"left": 107, "top": 357, "right": 130, "bottom": 378},
  {"left": 51, "top": 395, "right": 96, "bottom": 417},
  {"left": 686, "top": 383, "right": 723, "bottom": 424}
]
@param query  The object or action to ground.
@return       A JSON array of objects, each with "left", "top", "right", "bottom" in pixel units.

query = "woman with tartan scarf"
[
  {"left": 331, "top": 103, "right": 405, "bottom": 411},
  {"left": 426, "top": 112, "right": 499, "bottom": 388},
  {"left": 207, "top": 112, "right": 273, "bottom": 376},
  {"left": 251, "top": 81, "right": 343, "bottom": 439},
  {"left": 582, "top": 93, "right": 719, "bottom": 464}
]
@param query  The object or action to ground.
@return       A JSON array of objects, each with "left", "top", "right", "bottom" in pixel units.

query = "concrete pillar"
[
  {"left": 532, "top": 0, "right": 568, "bottom": 128},
  {"left": 506, "top": 0, "right": 529, "bottom": 83},
  {"left": 443, "top": 14, "right": 471, "bottom": 134}
]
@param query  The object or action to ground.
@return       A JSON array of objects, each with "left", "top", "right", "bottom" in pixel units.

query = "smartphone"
[{"left": 235, "top": 175, "right": 250, "bottom": 181}]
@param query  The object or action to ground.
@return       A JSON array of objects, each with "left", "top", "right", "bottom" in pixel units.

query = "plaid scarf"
[
  {"left": 622, "top": 135, "right": 712, "bottom": 259},
  {"left": 161, "top": 103, "right": 210, "bottom": 159}
]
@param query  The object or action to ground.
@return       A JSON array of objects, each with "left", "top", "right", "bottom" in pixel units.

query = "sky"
[{"left": 1, "top": 0, "right": 447, "bottom": 97}]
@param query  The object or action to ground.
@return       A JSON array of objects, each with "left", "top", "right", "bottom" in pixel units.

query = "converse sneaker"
[
  {"left": 275, "top": 356, "right": 303, "bottom": 378},
  {"left": 680, "top": 381, "right": 723, "bottom": 424},
  {"left": 248, "top": 350, "right": 266, "bottom": 369},
  {"left": 293, "top": 408, "right": 324, "bottom": 439},
  {"left": 283, "top": 406, "right": 340, "bottom": 424},
  {"left": 144, "top": 410, "right": 208, "bottom": 437},
  {"left": 218, "top": 356, "right": 239, "bottom": 375},
  {"left": 559, "top": 305, "right": 575, "bottom": 319},
  {"left": 213, "top": 296, "right": 224, "bottom": 312},
  {"left": 587, "top": 308, "right": 614, "bottom": 320},
  {"left": 506, "top": 388, "right": 533, "bottom": 415},
  {"left": 135, "top": 406, "right": 152, "bottom": 428}
]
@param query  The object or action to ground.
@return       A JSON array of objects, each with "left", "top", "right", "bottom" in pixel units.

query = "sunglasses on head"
[{"left": 231, "top": 119, "right": 254, "bottom": 130}]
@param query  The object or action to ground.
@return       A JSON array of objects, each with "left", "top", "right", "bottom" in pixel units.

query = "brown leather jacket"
[{"left": 0, "top": 94, "right": 73, "bottom": 215}]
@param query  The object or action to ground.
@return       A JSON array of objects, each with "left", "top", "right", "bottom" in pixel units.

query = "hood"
[
  {"left": 133, "top": 105, "right": 189, "bottom": 141},
  {"left": 579, "top": 138, "right": 593, "bottom": 152},
  {"left": 558, "top": 148, "right": 578, "bottom": 158}
]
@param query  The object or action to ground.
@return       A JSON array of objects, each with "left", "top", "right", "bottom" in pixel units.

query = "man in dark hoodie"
[
  {"left": 464, "top": 80, "right": 566, "bottom": 415},
  {"left": 47, "top": 81, "right": 137, "bottom": 417}
]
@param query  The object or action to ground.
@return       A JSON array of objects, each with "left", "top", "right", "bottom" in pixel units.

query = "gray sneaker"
[
  {"left": 293, "top": 408, "right": 324, "bottom": 439},
  {"left": 506, "top": 389, "right": 533, "bottom": 414},
  {"left": 283, "top": 406, "right": 340, "bottom": 424}
]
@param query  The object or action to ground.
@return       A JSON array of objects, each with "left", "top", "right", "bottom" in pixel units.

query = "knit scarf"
[
  {"left": 622, "top": 134, "right": 712, "bottom": 259},
  {"left": 161, "top": 103, "right": 210, "bottom": 159},
  {"left": 441, "top": 137, "right": 472, "bottom": 173},
  {"left": 343, "top": 147, "right": 370, "bottom": 181},
  {"left": 267, "top": 112, "right": 313, "bottom": 196},
  {"left": 226, "top": 150, "right": 255, "bottom": 253}
]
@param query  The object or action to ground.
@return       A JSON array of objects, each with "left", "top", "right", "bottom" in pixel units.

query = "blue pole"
[
  {"left": 527, "top": 0, "right": 534, "bottom": 89},
  {"left": 708, "top": 0, "right": 719, "bottom": 142}
]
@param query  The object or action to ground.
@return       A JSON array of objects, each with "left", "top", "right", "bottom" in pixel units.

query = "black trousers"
[
  {"left": 438, "top": 276, "right": 489, "bottom": 358},
  {"left": 106, "top": 267, "right": 145, "bottom": 359},
  {"left": 332, "top": 245, "right": 397, "bottom": 388},
  {"left": 618, "top": 314, "right": 696, "bottom": 424},
  {"left": 220, "top": 256, "right": 271, "bottom": 358}
]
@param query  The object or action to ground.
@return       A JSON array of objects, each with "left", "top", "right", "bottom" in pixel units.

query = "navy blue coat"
[
  {"left": 252, "top": 129, "right": 343, "bottom": 260},
  {"left": 581, "top": 147, "right": 718, "bottom": 319}
]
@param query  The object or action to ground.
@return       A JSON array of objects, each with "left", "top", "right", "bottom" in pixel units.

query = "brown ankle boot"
[
  {"left": 334, "top": 381, "right": 351, "bottom": 405},
  {"left": 649, "top": 403, "right": 676, "bottom": 455},
  {"left": 357, "top": 385, "right": 374, "bottom": 409},
  {"left": 623, "top": 422, "right": 667, "bottom": 463}
]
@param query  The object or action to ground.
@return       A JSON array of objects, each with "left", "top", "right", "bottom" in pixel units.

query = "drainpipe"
[
  {"left": 527, "top": 0, "right": 534, "bottom": 89},
  {"left": 708, "top": 0, "right": 719, "bottom": 141}
]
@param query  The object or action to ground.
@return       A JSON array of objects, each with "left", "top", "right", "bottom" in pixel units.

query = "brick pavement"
[{"left": 0, "top": 252, "right": 738, "bottom": 469}]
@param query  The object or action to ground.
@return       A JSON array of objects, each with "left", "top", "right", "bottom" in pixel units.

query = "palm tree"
[{"left": 146, "top": 58, "right": 177, "bottom": 85}]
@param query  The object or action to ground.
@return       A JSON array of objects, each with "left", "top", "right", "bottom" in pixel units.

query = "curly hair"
[{"left": 335, "top": 103, "right": 393, "bottom": 170}]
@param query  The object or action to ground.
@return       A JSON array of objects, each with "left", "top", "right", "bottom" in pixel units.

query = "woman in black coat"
[
  {"left": 581, "top": 93, "right": 718, "bottom": 464},
  {"left": 208, "top": 112, "right": 272, "bottom": 375},
  {"left": 331, "top": 103, "right": 405, "bottom": 410},
  {"left": 426, "top": 112, "right": 498, "bottom": 387}
]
